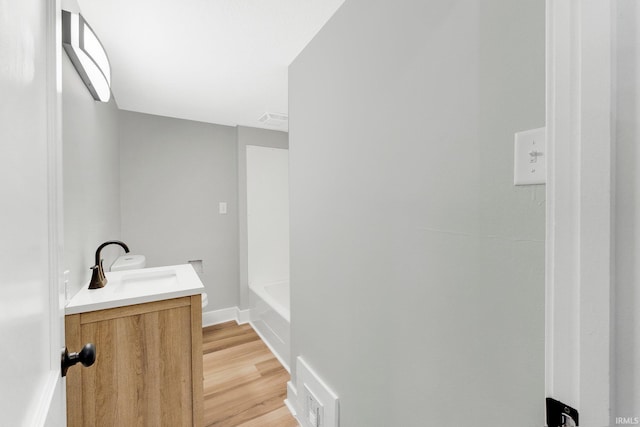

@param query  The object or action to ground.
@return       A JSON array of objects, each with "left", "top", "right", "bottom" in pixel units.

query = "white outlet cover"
[
  {"left": 296, "top": 357, "right": 339, "bottom": 427},
  {"left": 305, "top": 387, "right": 322, "bottom": 427},
  {"left": 514, "top": 127, "right": 546, "bottom": 185}
]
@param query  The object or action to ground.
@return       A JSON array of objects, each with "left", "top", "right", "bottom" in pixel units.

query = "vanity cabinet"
[{"left": 65, "top": 295, "right": 203, "bottom": 427}]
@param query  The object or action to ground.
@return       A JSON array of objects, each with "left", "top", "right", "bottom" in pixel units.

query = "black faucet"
[{"left": 88, "top": 240, "right": 130, "bottom": 289}]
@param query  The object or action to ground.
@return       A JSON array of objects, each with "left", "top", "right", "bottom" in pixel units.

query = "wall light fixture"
[{"left": 62, "top": 10, "right": 111, "bottom": 102}]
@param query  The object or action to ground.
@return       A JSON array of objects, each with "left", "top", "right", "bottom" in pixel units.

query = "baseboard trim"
[
  {"left": 249, "top": 320, "right": 290, "bottom": 373},
  {"left": 286, "top": 381, "right": 302, "bottom": 426},
  {"left": 285, "top": 381, "right": 298, "bottom": 419},
  {"left": 202, "top": 306, "right": 251, "bottom": 327},
  {"left": 237, "top": 307, "right": 251, "bottom": 324}
]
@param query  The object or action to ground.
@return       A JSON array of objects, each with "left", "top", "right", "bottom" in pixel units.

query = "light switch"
[
  {"left": 219, "top": 202, "right": 227, "bottom": 214},
  {"left": 514, "top": 127, "right": 546, "bottom": 185}
]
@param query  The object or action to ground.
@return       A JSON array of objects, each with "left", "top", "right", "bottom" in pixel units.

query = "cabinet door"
[{"left": 67, "top": 298, "right": 200, "bottom": 427}]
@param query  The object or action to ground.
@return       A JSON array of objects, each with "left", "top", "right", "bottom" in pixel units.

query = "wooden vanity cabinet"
[{"left": 65, "top": 295, "right": 203, "bottom": 427}]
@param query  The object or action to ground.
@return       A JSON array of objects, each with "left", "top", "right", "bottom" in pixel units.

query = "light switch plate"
[
  {"left": 63, "top": 270, "right": 70, "bottom": 303},
  {"left": 219, "top": 202, "right": 227, "bottom": 214},
  {"left": 514, "top": 127, "right": 546, "bottom": 185}
]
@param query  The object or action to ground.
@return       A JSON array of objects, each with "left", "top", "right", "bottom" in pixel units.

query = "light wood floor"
[{"left": 203, "top": 321, "right": 299, "bottom": 427}]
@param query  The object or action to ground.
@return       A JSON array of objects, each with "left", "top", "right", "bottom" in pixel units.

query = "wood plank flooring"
[{"left": 203, "top": 321, "right": 299, "bottom": 427}]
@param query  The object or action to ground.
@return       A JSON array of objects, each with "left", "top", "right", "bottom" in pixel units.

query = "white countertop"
[{"left": 65, "top": 264, "right": 204, "bottom": 315}]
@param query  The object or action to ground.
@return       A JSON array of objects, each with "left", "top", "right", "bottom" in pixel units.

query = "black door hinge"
[{"left": 546, "top": 397, "right": 579, "bottom": 427}]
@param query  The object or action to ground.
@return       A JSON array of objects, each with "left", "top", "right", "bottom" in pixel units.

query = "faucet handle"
[
  {"left": 88, "top": 259, "right": 108, "bottom": 289},
  {"left": 89, "top": 259, "right": 104, "bottom": 269}
]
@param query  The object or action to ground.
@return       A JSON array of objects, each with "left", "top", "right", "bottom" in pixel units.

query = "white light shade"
[
  {"left": 82, "top": 24, "right": 111, "bottom": 83},
  {"left": 62, "top": 10, "right": 111, "bottom": 102}
]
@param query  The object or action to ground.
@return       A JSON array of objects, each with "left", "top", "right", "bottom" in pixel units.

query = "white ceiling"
[{"left": 75, "top": 0, "right": 345, "bottom": 130}]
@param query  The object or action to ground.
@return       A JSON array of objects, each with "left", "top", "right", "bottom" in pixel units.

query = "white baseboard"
[
  {"left": 249, "top": 320, "right": 290, "bottom": 372},
  {"left": 286, "top": 381, "right": 303, "bottom": 426},
  {"left": 285, "top": 381, "right": 299, "bottom": 419},
  {"left": 237, "top": 307, "right": 251, "bottom": 324},
  {"left": 202, "top": 306, "right": 251, "bottom": 327}
]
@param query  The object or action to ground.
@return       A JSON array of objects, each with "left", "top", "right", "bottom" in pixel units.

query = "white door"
[
  {"left": 0, "top": 0, "right": 66, "bottom": 425},
  {"left": 545, "top": 1, "right": 621, "bottom": 426}
]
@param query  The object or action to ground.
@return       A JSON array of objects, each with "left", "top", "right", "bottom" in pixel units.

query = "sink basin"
[
  {"left": 116, "top": 269, "right": 180, "bottom": 295},
  {"left": 121, "top": 270, "right": 179, "bottom": 287}
]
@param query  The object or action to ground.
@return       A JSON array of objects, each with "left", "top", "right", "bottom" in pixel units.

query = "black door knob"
[{"left": 61, "top": 343, "right": 96, "bottom": 377}]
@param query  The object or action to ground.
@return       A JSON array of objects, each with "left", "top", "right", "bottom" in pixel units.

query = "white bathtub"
[{"left": 249, "top": 280, "right": 290, "bottom": 371}]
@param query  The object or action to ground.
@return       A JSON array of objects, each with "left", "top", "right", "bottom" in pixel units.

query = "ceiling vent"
[{"left": 258, "top": 112, "right": 288, "bottom": 127}]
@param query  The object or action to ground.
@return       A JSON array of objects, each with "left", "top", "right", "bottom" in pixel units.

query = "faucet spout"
[{"left": 88, "top": 240, "right": 130, "bottom": 289}]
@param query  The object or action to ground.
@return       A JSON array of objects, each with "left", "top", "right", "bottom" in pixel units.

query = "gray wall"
[
  {"left": 119, "top": 111, "right": 239, "bottom": 309},
  {"left": 237, "top": 126, "right": 288, "bottom": 308},
  {"left": 62, "top": 80, "right": 281, "bottom": 311},
  {"left": 288, "top": 0, "right": 545, "bottom": 425},
  {"left": 614, "top": 0, "right": 640, "bottom": 419},
  {"left": 62, "top": 53, "right": 122, "bottom": 298}
]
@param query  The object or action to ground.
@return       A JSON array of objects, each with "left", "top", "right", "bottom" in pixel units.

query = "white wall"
[
  {"left": 62, "top": 52, "right": 122, "bottom": 298},
  {"left": 614, "top": 0, "right": 640, "bottom": 418},
  {"left": 288, "top": 0, "right": 545, "bottom": 425},
  {"left": 119, "top": 111, "right": 239, "bottom": 309},
  {"left": 237, "top": 126, "right": 289, "bottom": 308},
  {"left": 246, "top": 146, "right": 290, "bottom": 287}
]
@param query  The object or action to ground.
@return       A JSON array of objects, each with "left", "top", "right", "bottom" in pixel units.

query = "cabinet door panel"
[
  {"left": 158, "top": 306, "right": 192, "bottom": 426},
  {"left": 78, "top": 305, "right": 193, "bottom": 426},
  {"left": 81, "top": 319, "right": 117, "bottom": 425}
]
